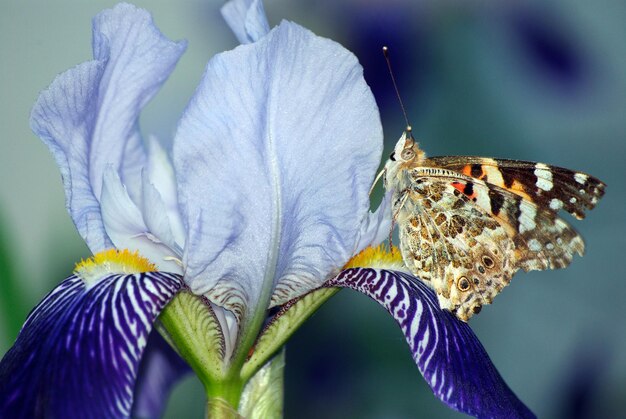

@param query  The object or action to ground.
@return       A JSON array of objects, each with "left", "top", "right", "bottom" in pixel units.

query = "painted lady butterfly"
[{"left": 381, "top": 127, "right": 605, "bottom": 321}]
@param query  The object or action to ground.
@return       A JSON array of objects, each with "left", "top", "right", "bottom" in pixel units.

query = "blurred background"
[{"left": 1, "top": 0, "right": 625, "bottom": 417}]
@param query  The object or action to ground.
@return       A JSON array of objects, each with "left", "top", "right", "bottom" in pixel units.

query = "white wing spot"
[
  {"left": 534, "top": 163, "right": 553, "bottom": 191},
  {"left": 570, "top": 197, "right": 577, "bottom": 204},
  {"left": 518, "top": 203, "right": 537, "bottom": 233},
  {"left": 575, "top": 173, "right": 588, "bottom": 184},
  {"left": 528, "top": 238, "right": 542, "bottom": 252},
  {"left": 483, "top": 161, "right": 505, "bottom": 185},
  {"left": 549, "top": 198, "right": 563, "bottom": 210}
]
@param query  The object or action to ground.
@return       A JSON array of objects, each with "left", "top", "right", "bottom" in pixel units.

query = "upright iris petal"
[{"left": 174, "top": 19, "right": 384, "bottom": 323}]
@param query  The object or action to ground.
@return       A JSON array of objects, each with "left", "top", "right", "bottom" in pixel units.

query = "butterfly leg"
[{"left": 369, "top": 167, "right": 387, "bottom": 196}]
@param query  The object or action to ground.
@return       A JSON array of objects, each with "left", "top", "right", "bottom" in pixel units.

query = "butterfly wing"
[
  {"left": 426, "top": 156, "right": 606, "bottom": 219},
  {"left": 397, "top": 166, "right": 590, "bottom": 321},
  {"left": 395, "top": 177, "right": 516, "bottom": 321}
]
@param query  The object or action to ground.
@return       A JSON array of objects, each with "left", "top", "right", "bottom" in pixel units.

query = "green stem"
[
  {"left": 205, "top": 378, "right": 245, "bottom": 413},
  {"left": 205, "top": 397, "right": 243, "bottom": 419}
]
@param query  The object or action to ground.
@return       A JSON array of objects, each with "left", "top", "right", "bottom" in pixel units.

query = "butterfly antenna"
[{"left": 383, "top": 46, "right": 412, "bottom": 134}]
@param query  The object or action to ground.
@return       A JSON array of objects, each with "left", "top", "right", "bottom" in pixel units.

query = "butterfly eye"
[
  {"left": 457, "top": 276, "right": 471, "bottom": 292},
  {"left": 401, "top": 148, "right": 415, "bottom": 161},
  {"left": 389, "top": 151, "right": 396, "bottom": 161},
  {"left": 482, "top": 256, "right": 494, "bottom": 268}
]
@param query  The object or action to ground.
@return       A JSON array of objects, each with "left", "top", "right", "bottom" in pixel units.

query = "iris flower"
[{"left": 0, "top": 1, "right": 534, "bottom": 418}]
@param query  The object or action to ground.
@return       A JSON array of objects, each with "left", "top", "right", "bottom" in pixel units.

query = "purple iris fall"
[{"left": 0, "top": 0, "right": 534, "bottom": 418}]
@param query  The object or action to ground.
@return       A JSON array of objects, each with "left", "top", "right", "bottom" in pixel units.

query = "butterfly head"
[{"left": 384, "top": 127, "right": 426, "bottom": 186}]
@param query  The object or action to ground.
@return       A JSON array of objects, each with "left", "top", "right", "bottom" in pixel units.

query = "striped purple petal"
[
  {"left": 327, "top": 268, "right": 535, "bottom": 419},
  {"left": 0, "top": 272, "right": 183, "bottom": 419}
]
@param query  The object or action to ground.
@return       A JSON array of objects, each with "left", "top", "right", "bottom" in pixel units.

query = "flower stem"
[
  {"left": 205, "top": 397, "right": 243, "bottom": 419},
  {"left": 206, "top": 378, "right": 245, "bottom": 412}
]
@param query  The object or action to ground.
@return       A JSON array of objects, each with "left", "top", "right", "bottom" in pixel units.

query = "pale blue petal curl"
[
  {"left": 101, "top": 167, "right": 183, "bottom": 274},
  {"left": 30, "top": 3, "right": 186, "bottom": 253},
  {"left": 221, "top": 0, "right": 270, "bottom": 44},
  {"left": 30, "top": 61, "right": 112, "bottom": 251}
]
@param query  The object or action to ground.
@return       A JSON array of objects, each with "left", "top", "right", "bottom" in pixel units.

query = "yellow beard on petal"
[
  {"left": 74, "top": 249, "right": 157, "bottom": 286},
  {"left": 343, "top": 244, "right": 406, "bottom": 270}
]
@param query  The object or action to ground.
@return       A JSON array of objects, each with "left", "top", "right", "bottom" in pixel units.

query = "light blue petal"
[
  {"left": 354, "top": 191, "right": 393, "bottom": 255},
  {"left": 30, "top": 61, "right": 112, "bottom": 251},
  {"left": 145, "top": 137, "right": 186, "bottom": 250},
  {"left": 30, "top": 3, "right": 186, "bottom": 252},
  {"left": 221, "top": 0, "right": 270, "bottom": 44},
  {"left": 0, "top": 272, "right": 183, "bottom": 418},
  {"left": 101, "top": 167, "right": 182, "bottom": 274},
  {"left": 142, "top": 172, "right": 178, "bottom": 252},
  {"left": 174, "top": 22, "right": 382, "bottom": 317},
  {"left": 89, "top": 4, "right": 187, "bottom": 199}
]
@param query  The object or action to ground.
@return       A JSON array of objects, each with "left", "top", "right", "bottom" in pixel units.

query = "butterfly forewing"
[
  {"left": 410, "top": 168, "right": 585, "bottom": 269},
  {"left": 426, "top": 156, "right": 606, "bottom": 219}
]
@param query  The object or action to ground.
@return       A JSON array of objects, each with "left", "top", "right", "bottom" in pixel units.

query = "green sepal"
[
  {"left": 239, "top": 349, "right": 285, "bottom": 419},
  {"left": 158, "top": 290, "right": 226, "bottom": 387},
  {"left": 241, "top": 287, "right": 339, "bottom": 381}
]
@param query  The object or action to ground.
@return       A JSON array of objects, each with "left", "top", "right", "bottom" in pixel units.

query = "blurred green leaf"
[{"left": 0, "top": 209, "right": 28, "bottom": 350}]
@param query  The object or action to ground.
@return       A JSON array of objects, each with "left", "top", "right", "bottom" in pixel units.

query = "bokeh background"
[{"left": 1, "top": 0, "right": 625, "bottom": 417}]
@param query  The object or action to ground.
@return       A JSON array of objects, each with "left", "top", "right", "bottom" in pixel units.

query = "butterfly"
[{"left": 379, "top": 127, "right": 605, "bottom": 321}]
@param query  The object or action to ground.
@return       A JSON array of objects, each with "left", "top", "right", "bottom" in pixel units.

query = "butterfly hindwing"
[{"left": 396, "top": 170, "right": 516, "bottom": 320}]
